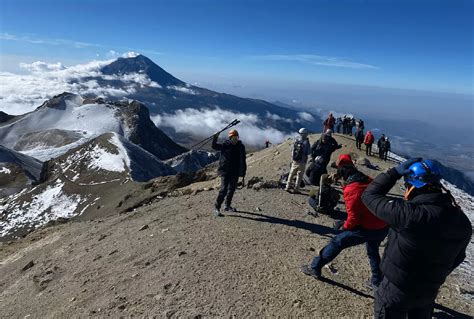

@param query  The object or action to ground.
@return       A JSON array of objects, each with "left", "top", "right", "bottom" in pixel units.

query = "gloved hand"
[
  {"left": 395, "top": 158, "right": 422, "bottom": 176},
  {"left": 213, "top": 133, "right": 219, "bottom": 139},
  {"left": 333, "top": 220, "right": 345, "bottom": 231}
]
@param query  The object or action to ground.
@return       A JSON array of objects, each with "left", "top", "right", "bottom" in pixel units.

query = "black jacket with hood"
[
  {"left": 212, "top": 136, "right": 247, "bottom": 177},
  {"left": 361, "top": 168, "right": 472, "bottom": 297}
]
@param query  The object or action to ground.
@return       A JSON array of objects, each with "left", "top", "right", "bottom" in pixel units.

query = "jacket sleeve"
[
  {"left": 211, "top": 135, "right": 223, "bottom": 151},
  {"left": 342, "top": 188, "right": 361, "bottom": 230},
  {"left": 310, "top": 141, "right": 318, "bottom": 159},
  {"left": 361, "top": 168, "right": 423, "bottom": 230}
]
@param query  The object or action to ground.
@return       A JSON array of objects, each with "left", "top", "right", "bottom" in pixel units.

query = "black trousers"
[
  {"left": 374, "top": 277, "right": 436, "bottom": 319},
  {"left": 366, "top": 144, "right": 372, "bottom": 156},
  {"left": 215, "top": 174, "right": 239, "bottom": 209}
]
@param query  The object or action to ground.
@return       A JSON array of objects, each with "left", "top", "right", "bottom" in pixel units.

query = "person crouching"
[{"left": 301, "top": 154, "right": 388, "bottom": 289}]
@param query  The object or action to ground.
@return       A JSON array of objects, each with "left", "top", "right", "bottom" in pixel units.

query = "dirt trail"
[{"left": 1, "top": 134, "right": 472, "bottom": 318}]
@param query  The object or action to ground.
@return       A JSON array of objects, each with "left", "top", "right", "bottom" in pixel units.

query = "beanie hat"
[{"left": 336, "top": 154, "right": 354, "bottom": 168}]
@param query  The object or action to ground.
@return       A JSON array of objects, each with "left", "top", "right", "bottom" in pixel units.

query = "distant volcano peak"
[{"left": 101, "top": 54, "right": 185, "bottom": 87}]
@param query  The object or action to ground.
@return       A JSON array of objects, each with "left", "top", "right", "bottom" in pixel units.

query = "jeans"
[
  {"left": 310, "top": 227, "right": 388, "bottom": 285},
  {"left": 215, "top": 174, "right": 239, "bottom": 209},
  {"left": 374, "top": 277, "right": 436, "bottom": 319}
]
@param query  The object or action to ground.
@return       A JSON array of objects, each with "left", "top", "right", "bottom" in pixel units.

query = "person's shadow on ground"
[{"left": 228, "top": 210, "right": 336, "bottom": 238}]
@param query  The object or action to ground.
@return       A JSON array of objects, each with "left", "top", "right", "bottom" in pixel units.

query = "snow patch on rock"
[{"left": 0, "top": 180, "right": 84, "bottom": 237}]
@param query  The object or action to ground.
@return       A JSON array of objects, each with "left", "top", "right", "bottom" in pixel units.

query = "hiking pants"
[
  {"left": 310, "top": 227, "right": 388, "bottom": 286},
  {"left": 366, "top": 144, "right": 372, "bottom": 156},
  {"left": 356, "top": 138, "right": 362, "bottom": 149},
  {"left": 286, "top": 161, "right": 306, "bottom": 191},
  {"left": 215, "top": 174, "right": 239, "bottom": 209},
  {"left": 374, "top": 277, "right": 436, "bottom": 319}
]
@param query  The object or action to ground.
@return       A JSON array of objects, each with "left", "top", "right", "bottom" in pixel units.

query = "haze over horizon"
[{"left": 0, "top": 0, "right": 473, "bottom": 146}]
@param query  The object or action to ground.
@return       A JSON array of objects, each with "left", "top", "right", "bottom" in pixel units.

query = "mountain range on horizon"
[{"left": 0, "top": 54, "right": 473, "bottom": 199}]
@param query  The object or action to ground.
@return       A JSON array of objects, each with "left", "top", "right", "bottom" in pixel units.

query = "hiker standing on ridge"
[
  {"left": 335, "top": 117, "right": 342, "bottom": 133},
  {"left": 212, "top": 129, "right": 247, "bottom": 217},
  {"left": 302, "top": 154, "right": 388, "bottom": 289},
  {"left": 355, "top": 121, "right": 364, "bottom": 150},
  {"left": 362, "top": 158, "right": 471, "bottom": 318},
  {"left": 381, "top": 137, "right": 390, "bottom": 161},
  {"left": 364, "top": 131, "right": 374, "bottom": 156},
  {"left": 323, "top": 112, "right": 336, "bottom": 133},
  {"left": 311, "top": 130, "right": 341, "bottom": 171},
  {"left": 377, "top": 134, "right": 386, "bottom": 159},
  {"left": 285, "top": 128, "right": 311, "bottom": 193},
  {"left": 265, "top": 140, "right": 272, "bottom": 148}
]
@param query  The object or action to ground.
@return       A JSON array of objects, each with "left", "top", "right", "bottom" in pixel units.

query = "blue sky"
[{"left": 0, "top": 0, "right": 472, "bottom": 94}]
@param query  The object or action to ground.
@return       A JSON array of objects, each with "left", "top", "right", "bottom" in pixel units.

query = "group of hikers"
[
  {"left": 326, "top": 112, "right": 391, "bottom": 161},
  {"left": 209, "top": 115, "right": 471, "bottom": 318}
]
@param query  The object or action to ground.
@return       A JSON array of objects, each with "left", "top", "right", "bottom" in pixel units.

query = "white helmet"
[{"left": 298, "top": 128, "right": 309, "bottom": 135}]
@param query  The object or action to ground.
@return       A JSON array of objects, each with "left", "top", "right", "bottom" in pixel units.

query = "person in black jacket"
[
  {"left": 361, "top": 158, "right": 472, "bottom": 319},
  {"left": 212, "top": 129, "right": 247, "bottom": 217},
  {"left": 311, "top": 130, "right": 342, "bottom": 170}
]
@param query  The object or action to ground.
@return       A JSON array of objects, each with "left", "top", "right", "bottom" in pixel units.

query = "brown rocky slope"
[{"left": 1, "top": 133, "right": 472, "bottom": 318}]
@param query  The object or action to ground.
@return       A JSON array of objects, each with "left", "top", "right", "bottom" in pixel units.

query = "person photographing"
[{"left": 362, "top": 158, "right": 471, "bottom": 318}]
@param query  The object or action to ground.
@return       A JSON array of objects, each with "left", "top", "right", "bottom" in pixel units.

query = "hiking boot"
[
  {"left": 224, "top": 206, "right": 237, "bottom": 212},
  {"left": 300, "top": 264, "right": 322, "bottom": 279},
  {"left": 214, "top": 207, "right": 223, "bottom": 217}
]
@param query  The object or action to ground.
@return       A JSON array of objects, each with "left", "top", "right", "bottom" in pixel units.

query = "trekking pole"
[
  {"left": 191, "top": 119, "right": 240, "bottom": 150},
  {"left": 317, "top": 174, "right": 324, "bottom": 210}
]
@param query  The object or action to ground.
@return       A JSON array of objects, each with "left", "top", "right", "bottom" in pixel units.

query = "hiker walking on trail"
[
  {"left": 265, "top": 140, "right": 272, "bottom": 148},
  {"left": 285, "top": 128, "right": 311, "bottom": 193},
  {"left": 212, "top": 129, "right": 247, "bottom": 217},
  {"left": 301, "top": 154, "right": 388, "bottom": 288},
  {"left": 377, "top": 134, "right": 386, "bottom": 159},
  {"left": 362, "top": 158, "right": 471, "bottom": 319},
  {"left": 364, "top": 131, "right": 374, "bottom": 156},
  {"left": 323, "top": 112, "right": 336, "bottom": 133}
]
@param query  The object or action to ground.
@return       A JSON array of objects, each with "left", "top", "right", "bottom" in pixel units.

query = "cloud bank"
[
  {"left": 249, "top": 54, "right": 379, "bottom": 70},
  {"left": 152, "top": 107, "right": 290, "bottom": 146},
  {"left": 0, "top": 55, "right": 161, "bottom": 115}
]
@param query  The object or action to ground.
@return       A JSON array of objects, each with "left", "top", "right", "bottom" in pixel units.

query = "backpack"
[{"left": 292, "top": 139, "right": 305, "bottom": 161}]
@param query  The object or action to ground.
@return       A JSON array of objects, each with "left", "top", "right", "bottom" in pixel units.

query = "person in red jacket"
[
  {"left": 364, "top": 131, "right": 375, "bottom": 156},
  {"left": 323, "top": 112, "right": 336, "bottom": 133},
  {"left": 301, "top": 154, "right": 388, "bottom": 289}
]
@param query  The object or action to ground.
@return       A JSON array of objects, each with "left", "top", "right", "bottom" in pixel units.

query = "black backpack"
[{"left": 292, "top": 139, "right": 305, "bottom": 161}]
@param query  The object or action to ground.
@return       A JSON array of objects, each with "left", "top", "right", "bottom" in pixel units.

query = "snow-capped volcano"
[{"left": 101, "top": 54, "right": 185, "bottom": 88}]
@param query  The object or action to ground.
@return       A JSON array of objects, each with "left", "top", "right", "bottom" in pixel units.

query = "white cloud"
[
  {"left": 123, "top": 51, "right": 140, "bottom": 58},
  {"left": 265, "top": 111, "right": 293, "bottom": 123},
  {"left": 297, "top": 111, "right": 315, "bottom": 122},
  {"left": 249, "top": 54, "right": 379, "bottom": 70},
  {"left": 166, "top": 85, "right": 196, "bottom": 95},
  {"left": 0, "top": 58, "right": 161, "bottom": 115},
  {"left": 19, "top": 61, "right": 66, "bottom": 72},
  {"left": 151, "top": 107, "right": 289, "bottom": 146}
]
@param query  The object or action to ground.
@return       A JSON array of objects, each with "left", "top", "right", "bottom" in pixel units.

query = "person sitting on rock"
[
  {"left": 307, "top": 173, "right": 340, "bottom": 216},
  {"left": 212, "top": 129, "right": 247, "bottom": 217},
  {"left": 285, "top": 128, "right": 311, "bottom": 193},
  {"left": 301, "top": 154, "right": 389, "bottom": 290}
]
